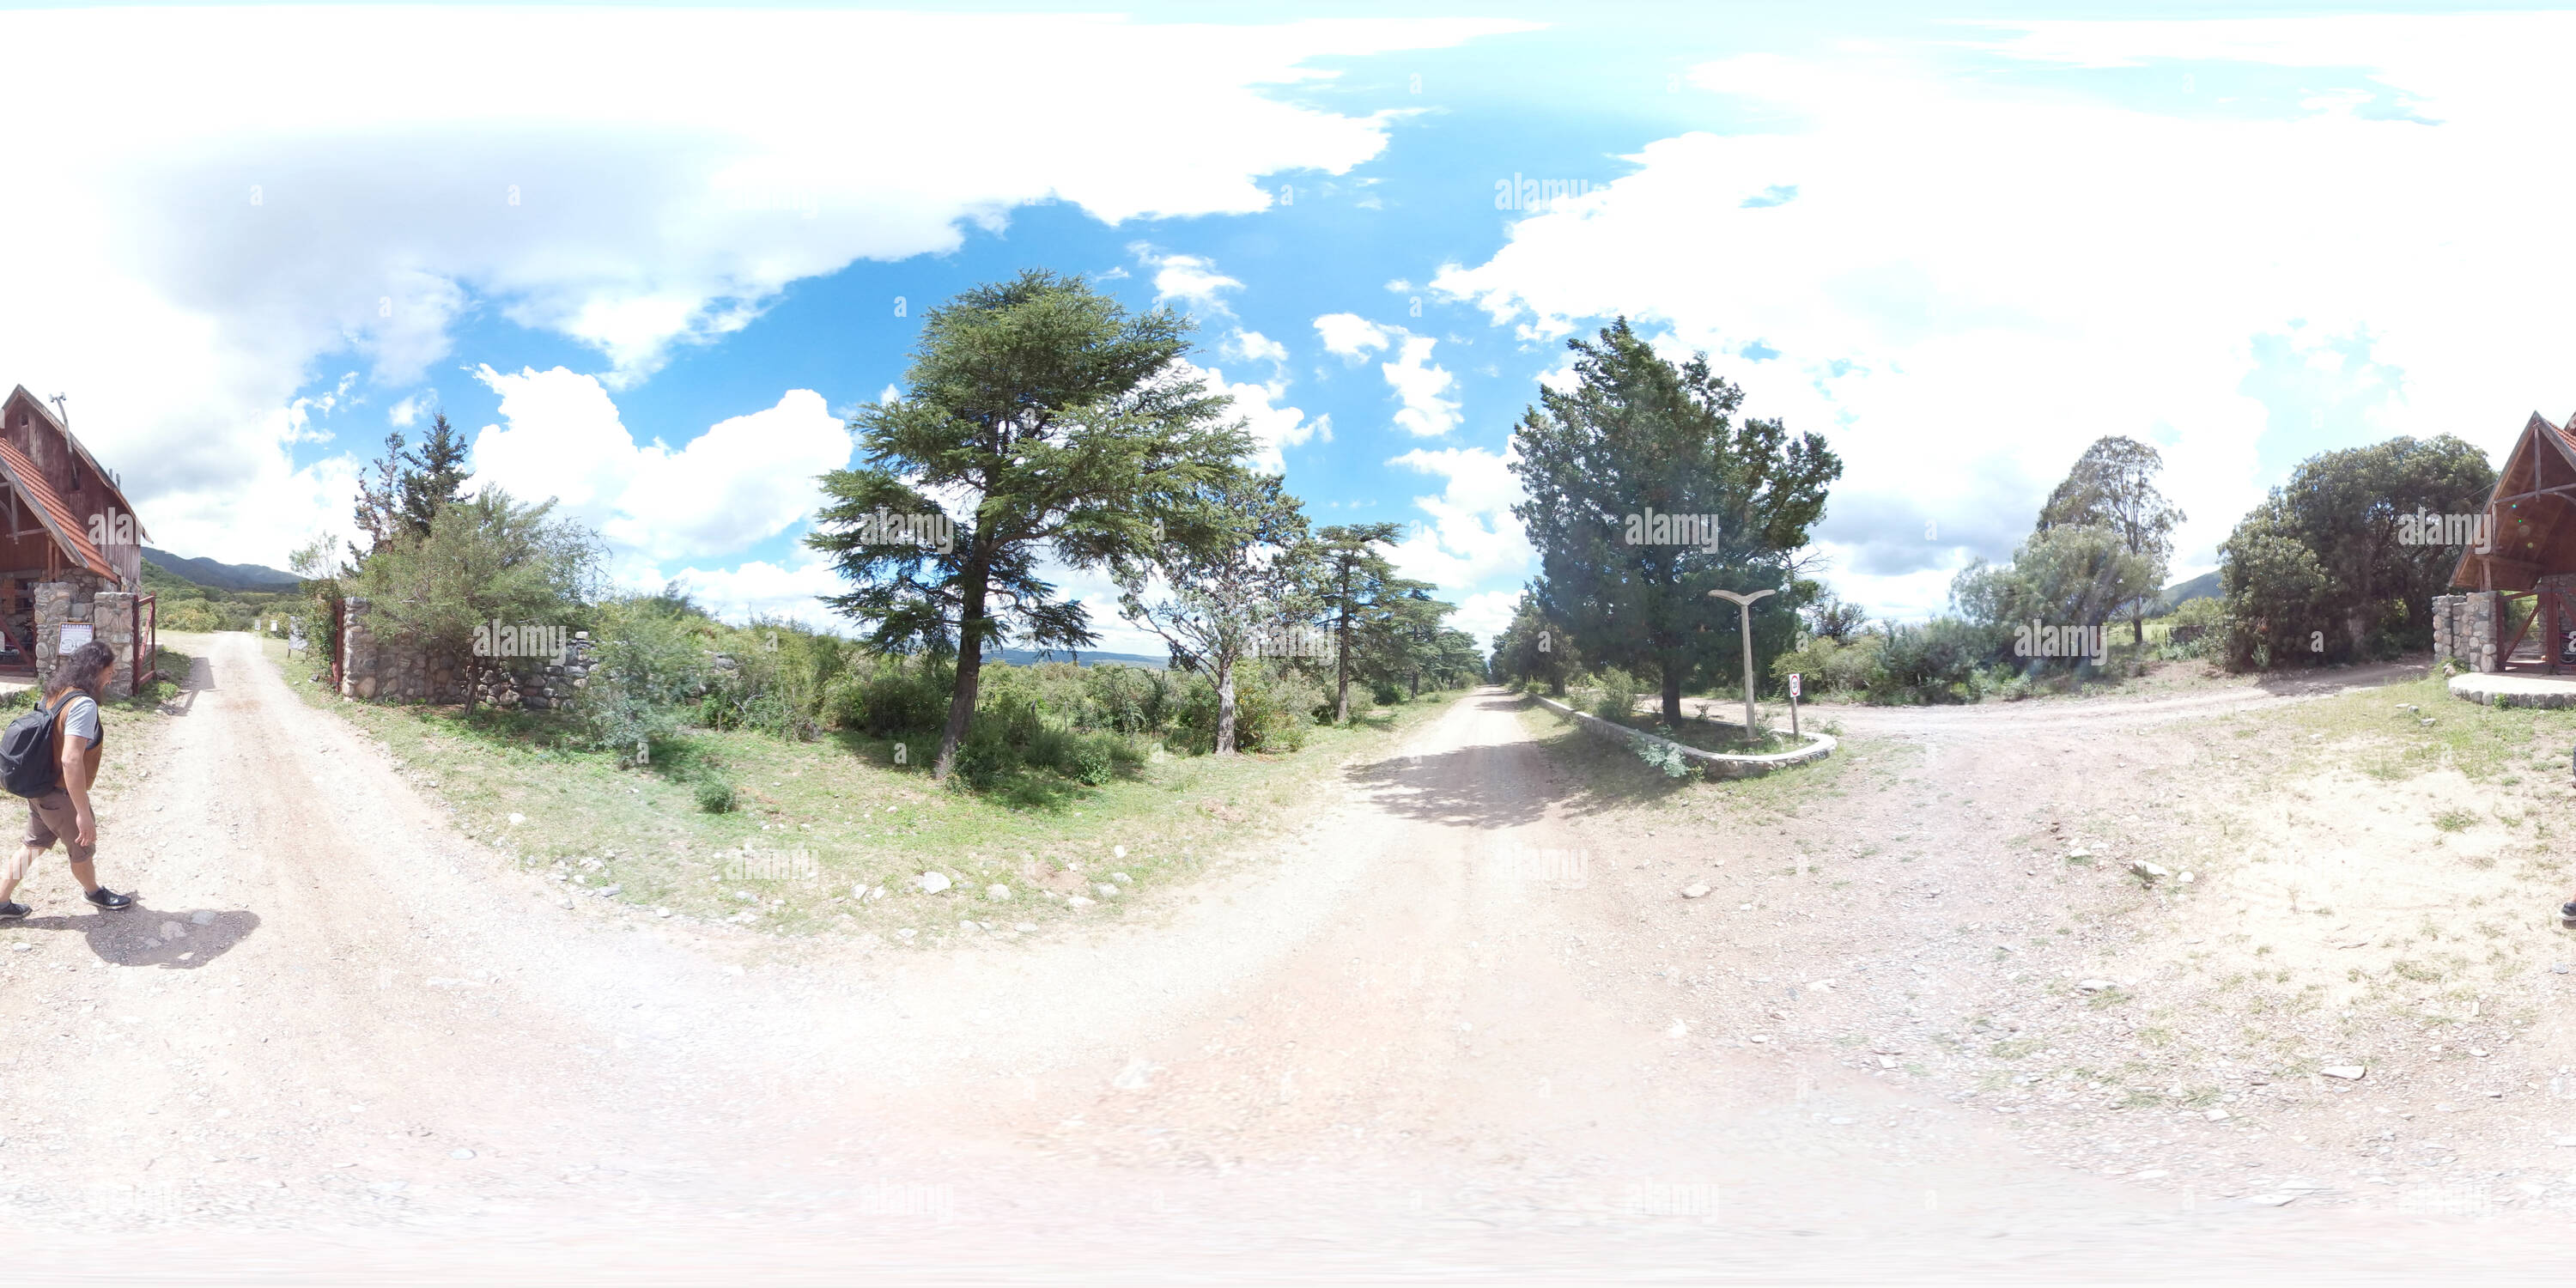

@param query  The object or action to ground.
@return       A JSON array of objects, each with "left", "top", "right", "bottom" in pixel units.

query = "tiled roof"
[
  {"left": 2540, "top": 412, "right": 2576, "bottom": 464},
  {"left": 3, "top": 386, "right": 146, "bottom": 544},
  {"left": 0, "top": 439, "right": 115, "bottom": 580}
]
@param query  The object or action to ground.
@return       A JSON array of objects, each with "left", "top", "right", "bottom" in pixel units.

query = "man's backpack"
[{"left": 0, "top": 692, "right": 70, "bottom": 798}]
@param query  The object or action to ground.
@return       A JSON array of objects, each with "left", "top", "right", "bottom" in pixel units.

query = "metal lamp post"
[{"left": 1707, "top": 588, "right": 1775, "bottom": 744}]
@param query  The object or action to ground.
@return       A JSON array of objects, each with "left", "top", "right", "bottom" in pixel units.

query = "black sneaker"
[
  {"left": 0, "top": 901, "right": 26, "bottom": 920},
  {"left": 82, "top": 888, "right": 132, "bottom": 911}
]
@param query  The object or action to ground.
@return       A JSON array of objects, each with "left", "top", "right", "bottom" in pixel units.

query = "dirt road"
[{"left": 0, "top": 637, "right": 2556, "bottom": 1283}]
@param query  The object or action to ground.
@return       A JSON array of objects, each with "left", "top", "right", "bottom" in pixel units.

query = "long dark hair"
[{"left": 48, "top": 640, "right": 115, "bottom": 699}]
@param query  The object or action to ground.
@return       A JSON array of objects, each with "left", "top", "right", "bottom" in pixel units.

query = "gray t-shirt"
[{"left": 57, "top": 692, "right": 100, "bottom": 746}]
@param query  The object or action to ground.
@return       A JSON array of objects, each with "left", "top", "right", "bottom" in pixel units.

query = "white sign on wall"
[{"left": 58, "top": 623, "right": 94, "bottom": 649}]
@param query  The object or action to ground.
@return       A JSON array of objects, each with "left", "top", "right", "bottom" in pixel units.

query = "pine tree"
[
  {"left": 354, "top": 432, "right": 407, "bottom": 554},
  {"left": 1314, "top": 523, "right": 1404, "bottom": 723},
  {"left": 398, "top": 413, "right": 475, "bottom": 538},
  {"left": 809, "top": 270, "right": 1250, "bottom": 781},
  {"left": 1510, "top": 318, "right": 1840, "bottom": 723}
]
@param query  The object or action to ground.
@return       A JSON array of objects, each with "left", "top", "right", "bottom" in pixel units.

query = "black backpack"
[{"left": 0, "top": 691, "right": 70, "bottom": 798}]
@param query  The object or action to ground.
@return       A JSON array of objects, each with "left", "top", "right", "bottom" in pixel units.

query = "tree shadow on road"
[
  {"left": 1340, "top": 691, "right": 1698, "bottom": 829},
  {"left": 11, "top": 905, "right": 260, "bottom": 969},
  {"left": 1342, "top": 742, "right": 1558, "bottom": 830},
  {"left": 154, "top": 651, "right": 217, "bottom": 717},
  {"left": 1510, "top": 702, "right": 1708, "bottom": 817}
]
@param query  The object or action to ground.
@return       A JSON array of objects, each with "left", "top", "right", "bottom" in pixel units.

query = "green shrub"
[
  {"left": 160, "top": 600, "right": 224, "bottom": 633},
  {"left": 1175, "top": 661, "right": 1316, "bottom": 754},
  {"left": 834, "top": 656, "right": 951, "bottom": 737},
  {"left": 695, "top": 778, "right": 737, "bottom": 813},
  {"left": 1868, "top": 618, "right": 2006, "bottom": 704},
  {"left": 1771, "top": 632, "right": 1887, "bottom": 696},
  {"left": 950, "top": 722, "right": 1011, "bottom": 790},
  {"left": 1636, "top": 738, "right": 1695, "bottom": 779},
  {"left": 578, "top": 596, "right": 709, "bottom": 762},
  {"left": 1593, "top": 667, "right": 1639, "bottom": 721},
  {"left": 1080, "top": 664, "right": 1176, "bottom": 735},
  {"left": 1022, "top": 721, "right": 1080, "bottom": 774},
  {"left": 2152, "top": 596, "right": 2227, "bottom": 661},
  {"left": 693, "top": 617, "right": 849, "bottom": 738}
]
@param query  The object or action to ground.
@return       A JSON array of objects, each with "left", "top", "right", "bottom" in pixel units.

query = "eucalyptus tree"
[
  {"left": 1115, "top": 471, "right": 1315, "bottom": 756},
  {"left": 2037, "top": 435, "right": 2184, "bottom": 644}
]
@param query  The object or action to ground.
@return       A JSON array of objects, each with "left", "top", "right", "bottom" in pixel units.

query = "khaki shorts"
[{"left": 24, "top": 790, "right": 94, "bottom": 865}]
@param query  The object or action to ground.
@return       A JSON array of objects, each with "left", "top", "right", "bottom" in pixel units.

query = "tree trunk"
[
  {"left": 1661, "top": 659, "right": 1683, "bottom": 725},
  {"left": 1333, "top": 566, "right": 1353, "bottom": 725},
  {"left": 1214, "top": 656, "right": 1238, "bottom": 756},
  {"left": 932, "top": 570, "right": 988, "bottom": 781}
]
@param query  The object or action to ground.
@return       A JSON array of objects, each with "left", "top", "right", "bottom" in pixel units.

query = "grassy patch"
[
  {"left": 260, "top": 635, "right": 1463, "bottom": 945},
  {"left": 1512, "top": 695, "right": 1849, "bottom": 816},
  {"left": 1600, "top": 708, "right": 1799, "bottom": 756},
  {"left": 2257, "top": 671, "right": 2576, "bottom": 783}
]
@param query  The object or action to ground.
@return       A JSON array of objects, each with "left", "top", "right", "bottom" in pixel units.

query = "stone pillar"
[
  {"left": 2467, "top": 591, "right": 2502, "bottom": 673},
  {"left": 340, "top": 596, "right": 380, "bottom": 699},
  {"left": 94, "top": 591, "right": 134, "bottom": 699},
  {"left": 32, "top": 581, "right": 70, "bottom": 688}
]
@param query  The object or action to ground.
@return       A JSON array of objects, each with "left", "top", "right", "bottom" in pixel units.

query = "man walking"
[{"left": 0, "top": 640, "right": 134, "bottom": 917}]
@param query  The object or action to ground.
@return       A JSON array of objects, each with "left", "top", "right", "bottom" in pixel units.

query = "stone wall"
[
  {"left": 465, "top": 639, "right": 595, "bottom": 712},
  {"left": 31, "top": 573, "right": 133, "bottom": 695},
  {"left": 94, "top": 591, "right": 135, "bottom": 699},
  {"left": 338, "top": 598, "right": 596, "bottom": 708},
  {"left": 2432, "top": 591, "right": 2503, "bottom": 672},
  {"left": 33, "top": 581, "right": 69, "bottom": 684}
]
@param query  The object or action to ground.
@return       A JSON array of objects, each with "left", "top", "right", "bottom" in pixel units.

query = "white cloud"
[
  {"left": 1315, "top": 312, "right": 1391, "bottom": 358},
  {"left": 1430, "top": 15, "right": 2576, "bottom": 617},
  {"left": 654, "top": 555, "right": 847, "bottom": 629},
  {"left": 1313, "top": 313, "right": 1461, "bottom": 437},
  {"left": 0, "top": 8, "right": 1522, "bottom": 565},
  {"left": 282, "top": 373, "right": 359, "bottom": 447},
  {"left": 1224, "top": 329, "right": 1291, "bottom": 368},
  {"left": 1182, "top": 360, "right": 1324, "bottom": 473},
  {"left": 146, "top": 446, "right": 364, "bottom": 571},
  {"left": 387, "top": 392, "right": 428, "bottom": 428},
  {"left": 1382, "top": 335, "right": 1463, "bottom": 437},
  {"left": 1449, "top": 588, "right": 1521, "bottom": 654},
  {"left": 467, "top": 366, "right": 851, "bottom": 563},
  {"left": 1136, "top": 246, "right": 1244, "bottom": 313},
  {"left": 1385, "top": 444, "right": 1531, "bottom": 592}
]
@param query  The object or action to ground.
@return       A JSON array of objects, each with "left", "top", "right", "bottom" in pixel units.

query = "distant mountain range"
[
  {"left": 143, "top": 547, "right": 300, "bottom": 591},
  {"left": 2158, "top": 569, "right": 2221, "bottom": 612},
  {"left": 120, "top": 556, "right": 1188, "bottom": 659},
  {"left": 993, "top": 646, "right": 1168, "bottom": 670}
]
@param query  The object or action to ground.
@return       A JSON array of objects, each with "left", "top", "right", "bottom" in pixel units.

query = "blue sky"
[{"left": 9, "top": 2, "right": 2576, "bottom": 653}]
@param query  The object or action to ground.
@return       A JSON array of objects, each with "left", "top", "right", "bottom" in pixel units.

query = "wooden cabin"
[
  {"left": 0, "top": 386, "right": 149, "bottom": 678},
  {"left": 2441, "top": 411, "right": 2576, "bottom": 672}
]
